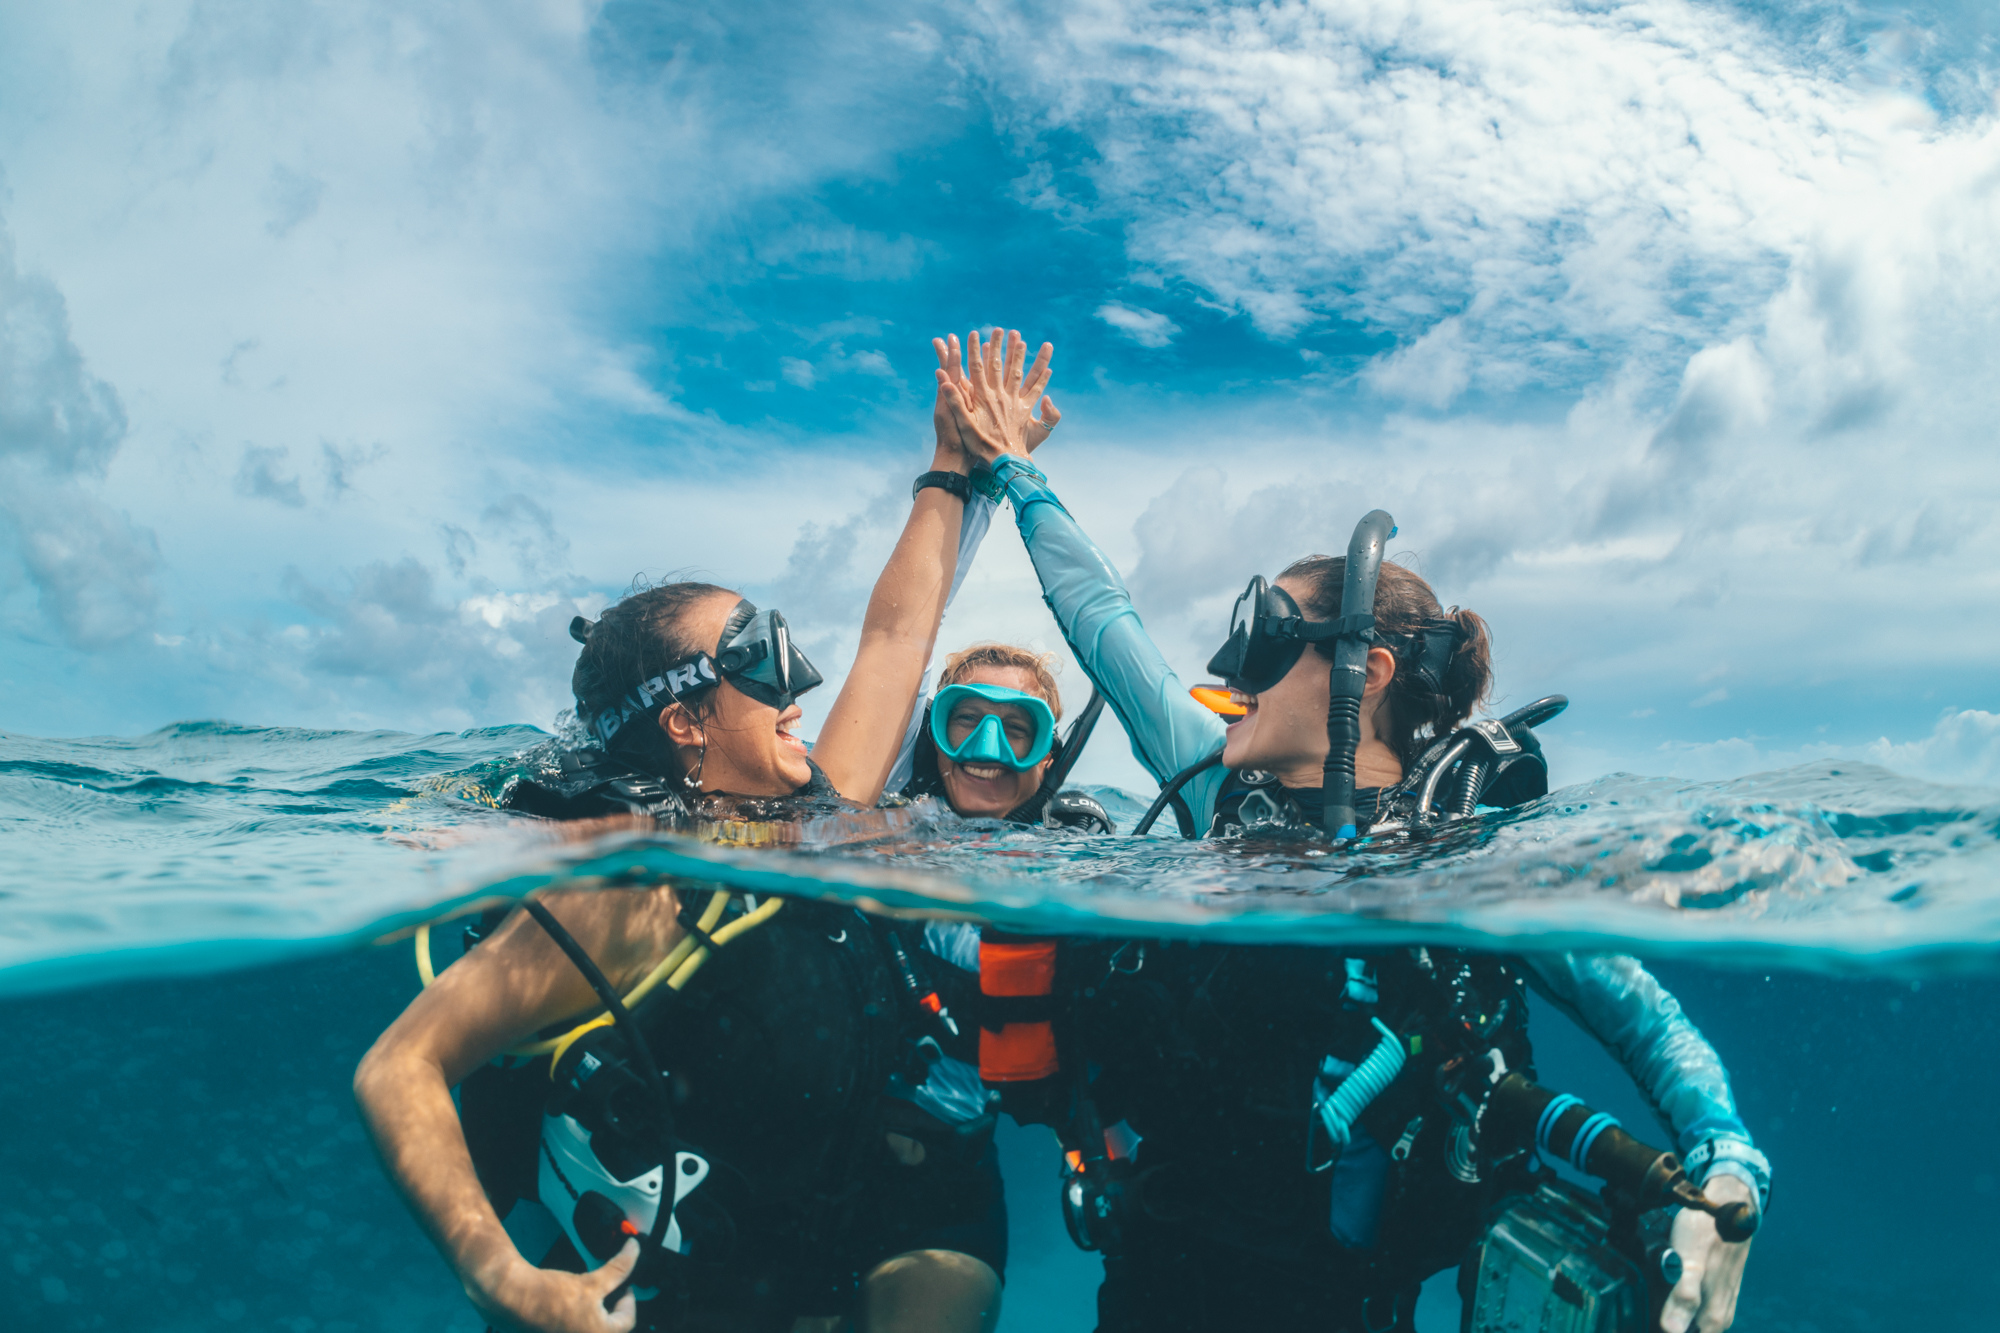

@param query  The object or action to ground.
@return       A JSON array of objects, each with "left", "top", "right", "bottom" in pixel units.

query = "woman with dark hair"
[
  {"left": 354, "top": 329, "right": 1057, "bottom": 1333},
  {"left": 952, "top": 428, "right": 1768, "bottom": 1333}
]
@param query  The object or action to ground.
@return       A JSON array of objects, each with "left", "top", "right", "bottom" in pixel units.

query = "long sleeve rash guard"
[{"left": 987, "top": 455, "right": 1771, "bottom": 1208}]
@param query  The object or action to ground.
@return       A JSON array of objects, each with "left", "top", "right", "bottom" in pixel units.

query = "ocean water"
[{"left": 2, "top": 722, "right": 1996, "bottom": 1330}]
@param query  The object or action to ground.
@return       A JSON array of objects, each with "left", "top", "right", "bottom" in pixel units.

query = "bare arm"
[
  {"left": 353, "top": 888, "right": 683, "bottom": 1333},
  {"left": 813, "top": 330, "right": 1055, "bottom": 804}
]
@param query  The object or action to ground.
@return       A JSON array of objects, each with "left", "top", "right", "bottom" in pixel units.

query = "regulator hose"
[
  {"left": 1313, "top": 1017, "right": 1407, "bottom": 1155},
  {"left": 1131, "top": 749, "right": 1225, "bottom": 837}
]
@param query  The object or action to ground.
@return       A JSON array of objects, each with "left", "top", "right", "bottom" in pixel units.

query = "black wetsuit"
[
  {"left": 1054, "top": 786, "right": 1536, "bottom": 1333},
  {"left": 462, "top": 753, "right": 1007, "bottom": 1330}
]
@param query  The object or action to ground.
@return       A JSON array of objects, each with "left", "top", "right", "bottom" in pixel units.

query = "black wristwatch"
[{"left": 913, "top": 470, "right": 973, "bottom": 502}]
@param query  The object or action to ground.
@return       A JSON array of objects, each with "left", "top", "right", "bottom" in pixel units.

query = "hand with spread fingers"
[
  {"left": 472, "top": 1239, "right": 641, "bottom": 1333},
  {"left": 1659, "top": 1173, "right": 1756, "bottom": 1333},
  {"left": 933, "top": 327, "right": 1059, "bottom": 468}
]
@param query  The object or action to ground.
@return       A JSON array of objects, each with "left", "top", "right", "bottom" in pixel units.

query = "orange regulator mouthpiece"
[{"left": 1189, "top": 685, "right": 1247, "bottom": 716}]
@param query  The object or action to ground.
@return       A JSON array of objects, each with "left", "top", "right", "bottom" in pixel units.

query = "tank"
[{"left": 1459, "top": 1181, "right": 1644, "bottom": 1333}]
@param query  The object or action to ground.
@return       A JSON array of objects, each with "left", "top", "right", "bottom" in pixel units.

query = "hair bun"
[{"left": 569, "top": 616, "right": 595, "bottom": 645}]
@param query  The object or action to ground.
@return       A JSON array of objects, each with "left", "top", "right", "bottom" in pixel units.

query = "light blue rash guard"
[{"left": 985, "top": 454, "right": 1772, "bottom": 1208}]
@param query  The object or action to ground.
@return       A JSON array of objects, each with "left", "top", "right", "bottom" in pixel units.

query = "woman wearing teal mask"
[{"left": 923, "top": 645, "right": 1061, "bottom": 819}]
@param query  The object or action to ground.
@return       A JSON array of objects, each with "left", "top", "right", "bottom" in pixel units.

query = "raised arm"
[
  {"left": 354, "top": 890, "right": 683, "bottom": 1333},
  {"left": 881, "top": 490, "right": 996, "bottom": 794},
  {"left": 947, "top": 408, "right": 1230, "bottom": 825},
  {"left": 813, "top": 330, "right": 1054, "bottom": 805}
]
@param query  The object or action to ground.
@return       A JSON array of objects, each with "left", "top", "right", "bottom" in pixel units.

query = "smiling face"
[
  {"left": 936, "top": 664, "right": 1057, "bottom": 818},
  {"left": 656, "top": 590, "right": 815, "bottom": 796}
]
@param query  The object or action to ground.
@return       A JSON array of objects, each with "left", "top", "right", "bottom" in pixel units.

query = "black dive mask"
[
  {"left": 1204, "top": 577, "right": 1340, "bottom": 695},
  {"left": 1204, "top": 575, "right": 1466, "bottom": 697},
  {"left": 586, "top": 599, "right": 824, "bottom": 746},
  {"left": 711, "top": 600, "right": 824, "bottom": 709}
]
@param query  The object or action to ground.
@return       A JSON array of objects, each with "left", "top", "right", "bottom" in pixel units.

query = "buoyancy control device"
[
  {"left": 1007, "top": 943, "right": 1536, "bottom": 1271},
  {"left": 1013, "top": 926, "right": 1760, "bottom": 1333},
  {"left": 444, "top": 888, "right": 964, "bottom": 1325}
]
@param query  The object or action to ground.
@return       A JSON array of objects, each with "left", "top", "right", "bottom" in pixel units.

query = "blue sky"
[{"left": 1, "top": 0, "right": 1996, "bottom": 792}]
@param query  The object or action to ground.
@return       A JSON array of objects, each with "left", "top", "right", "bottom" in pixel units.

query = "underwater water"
[{"left": 2, "top": 722, "right": 1997, "bottom": 1330}]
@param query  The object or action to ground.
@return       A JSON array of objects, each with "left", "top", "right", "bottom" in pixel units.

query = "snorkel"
[{"left": 1323, "top": 510, "right": 1396, "bottom": 841}]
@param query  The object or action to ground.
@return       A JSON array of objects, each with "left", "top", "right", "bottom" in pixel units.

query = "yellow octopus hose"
[{"left": 412, "top": 887, "right": 784, "bottom": 1062}]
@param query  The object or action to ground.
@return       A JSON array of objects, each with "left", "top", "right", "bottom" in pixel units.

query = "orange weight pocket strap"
[{"left": 978, "top": 931, "right": 1061, "bottom": 1084}]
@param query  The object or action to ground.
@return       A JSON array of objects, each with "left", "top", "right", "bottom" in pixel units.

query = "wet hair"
[
  {"left": 571, "top": 579, "right": 735, "bottom": 777},
  {"left": 1277, "top": 556, "right": 1491, "bottom": 765},
  {"left": 938, "top": 643, "right": 1064, "bottom": 723}
]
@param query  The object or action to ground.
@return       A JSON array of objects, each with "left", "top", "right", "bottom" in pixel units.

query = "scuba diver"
[
  {"left": 896, "top": 642, "right": 1112, "bottom": 832},
  {"left": 353, "top": 328, "right": 1057, "bottom": 1333},
  {"left": 948, "top": 426, "right": 1770, "bottom": 1333}
]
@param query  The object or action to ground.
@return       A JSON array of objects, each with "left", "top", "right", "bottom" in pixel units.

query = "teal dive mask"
[{"left": 930, "top": 683, "right": 1057, "bottom": 772}]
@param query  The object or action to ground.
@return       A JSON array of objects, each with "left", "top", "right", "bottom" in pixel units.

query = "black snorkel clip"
[{"left": 1323, "top": 510, "right": 1396, "bottom": 843}]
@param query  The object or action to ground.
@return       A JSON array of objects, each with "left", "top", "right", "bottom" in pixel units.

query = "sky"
[{"left": 0, "top": 0, "right": 1996, "bottom": 793}]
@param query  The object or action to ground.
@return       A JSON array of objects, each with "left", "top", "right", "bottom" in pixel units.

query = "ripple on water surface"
[{"left": 2, "top": 722, "right": 1996, "bottom": 995}]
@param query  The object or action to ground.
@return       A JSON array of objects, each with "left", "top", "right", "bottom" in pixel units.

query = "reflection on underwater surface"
[
  {"left": 0, "top": 943, "right": 1994, "bottom": 1331},
  {"left": 2, "top": 722, "right": 1998, "bottom": 1328}
]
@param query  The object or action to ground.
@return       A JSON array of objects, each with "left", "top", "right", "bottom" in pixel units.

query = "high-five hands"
[{"left": 932, "top": 328, "right": 1060, "bottom": 468}]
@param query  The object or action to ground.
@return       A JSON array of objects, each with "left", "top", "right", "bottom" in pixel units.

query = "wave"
[{"left": 1, "top": 723, "right": 1995, "bottom": 996}]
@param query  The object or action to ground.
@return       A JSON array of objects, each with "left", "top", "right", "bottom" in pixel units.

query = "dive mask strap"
[{"left": 591, "top": 655, "right": 721, "bottom": 746}]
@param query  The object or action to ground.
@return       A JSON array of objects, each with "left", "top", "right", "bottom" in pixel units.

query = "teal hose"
[{"left": 1314, "top": 1018, "right": 1406, "bottom": 1149}]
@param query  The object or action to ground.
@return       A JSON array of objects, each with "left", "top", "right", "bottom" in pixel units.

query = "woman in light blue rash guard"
[{"left": 952, "top": 429, "right": 1769, "bottom": 1333}]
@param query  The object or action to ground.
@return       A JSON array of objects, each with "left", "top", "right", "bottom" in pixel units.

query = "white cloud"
[
  {"left": 1, "top": 0, "right": 1994, "bottom": 776},
  {"left": 0, "top": 0, "right": 967, "bottom": 733},
  {"left": 1362, "top": 316, "right": 1469, "bottom": 410},
  {"left": 851, "top": 349, "right": 895, "bottom": 378},
  {"left": 945, "top": 0, "right": 2000, "bottom": 755},
  {"left": 1863, "top": 709, "right": 2000, "bottom": 787},
  {"left": 1558, "top": 708, "right": 2000, "bottom": 789},
  {"left": 0, "top": 219, "right": 158, "bottom": 649},
  {"left": 781, "top": 357, "right": 817, "bottom": 389},
  {"left": 1094, "top": 301, "right": 1181, "bottom": 348},
  {"left": 1018, "top": 1, "right": 1953, "bottom": 371}
]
